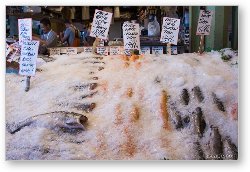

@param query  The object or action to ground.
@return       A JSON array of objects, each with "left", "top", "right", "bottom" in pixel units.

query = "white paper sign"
[
  {"left": 6, "top": 43, "right": 11, "bottom": 57},
  {"left": 171, "top": 46, "right": 178, "bottom": 55},
  {"left": 66, "top": 47, "right": 77, "bottom": 55},
  {"left": 19, "top": 40, "right": 39, "bottom": 76},
  {"left": 97, "top": 46, "right": 109, "bottom": 56},
  {"left": 196, "top": 10, "right": 213, "bottom": 35},
  {"left": 49, "top": 48, "right": 61, "bottom": 56},
  {"left": 83, "top": 46, "right": 93, "bottom": 53},
  {"left": 160, "top": 17, "right": 180, "bottom": 45},
  {"left": 90, "top": 9, "right": 113, "bottom": 39},
  {"left": 109, "top": 46, "right": 120, "bottom": 55},
  {"left": 60, "top": 48, "right": 67, "bottom": 54},
  {"left": 152, "top": 46, "right": 163, "bottom": 55},
  {"left": 123, "top": 23, "right": 140, "bottom": 55},
  {"left": 141, "top": 46, "right": 151, "bottom": 55},
  {"left": 18, "top": 18, "right": 32, "bottom": 45}
]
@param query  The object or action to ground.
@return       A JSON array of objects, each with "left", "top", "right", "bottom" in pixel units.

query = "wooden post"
[
  {"left": 167, "top": 43, "right": 171, "bottom": 55},
  {"left": 198, "top": 35, "right": 204, "bottom": 54},
  {"left": 25, "top": 76, "right": 31, "bottom": 92}
]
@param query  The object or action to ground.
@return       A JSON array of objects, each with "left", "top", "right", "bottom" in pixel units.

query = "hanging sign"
[
  {"left": 196, "top": 10, "right": 213, "bottom": 35},
  {"left": 19, "top": 40, "right": 39, "bottom": 76},
  {"left": 18, "top": 18, "right": 32, "bottom": 45},
  {"left": 123, "top": 22, "right": 140, "bottom": 55},
  {"left": 90, "top": 9, "right": 113, "bottom": 39},
  {"left": 160, "top": 17, "right": 180, "bottom": 45}
]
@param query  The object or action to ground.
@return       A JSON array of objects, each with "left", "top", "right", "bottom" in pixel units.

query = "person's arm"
[
  {"left": 32, "top": 35, "right": 47, "bottom": 45},
  {"left": 60, "top": 29, "right": 70, "bottom": 43}
]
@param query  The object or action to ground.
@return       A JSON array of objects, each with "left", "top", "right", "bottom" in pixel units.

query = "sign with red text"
[
  {"left": 90, "top": 9, "right": 113, "bottom": 39},
  {"left": 19, "top": 40, "right": 39, "bottom": 76},
  {"left": 196, "top": 10, "right": 213, "bottom": 35},
  {"left": 160, "top": 17, "right": 180, "bottom": 45},
  {"left": 18, "top": 18, "right": 32, "bottom": 45}
]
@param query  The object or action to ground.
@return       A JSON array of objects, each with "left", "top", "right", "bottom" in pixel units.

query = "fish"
[
  {"left": 92, "top": 77, "right": 99, "bottom": 80},
  {"left": 74, "top": 83, "right": 98, "bottom": 91},
  {"left": 6, "top": 111, "right": 88, "bottom": 134},
  {"left": 98, "top": 67, "right": 104, "bottom": 71},
  {"left": 207, "top": 126, "right": 223, "bottom": 160},
  {"left": 74, "top": 103, "right": 96, "bottom": 113},
  {"left": 180, "top": 88, "right": 190, "bottom": 105},
  {"left": 92, "top": 56, "right": 103, "bottom": 60},
  {"left": 89, "top": 71, "right": 95, "bottom": 75},
  {"left": 192, "top": 86, "right": 204, "bottom": 102},
  {"left": 192, "top": 107, "right": 206, "bottom": 137},
  {"left": 212, "top": 92, "right": 225, "bottom": 112},
  {"left": 222, "top": 136, "right": 238, "bottom": 160},
  {"left": 194, "top": 141, "right": 205, "bottom": 160},
  {"left": 154, "top": 76, "right": 161, "bottom": 84},
  {"left": 83, "top": 61, "right": 105, "bottom": 64},
  {"left": 80, "top": 91, "right": 98, "bottom": 99},
  {"left": 160, "top": 90, "right": 171, "bottom": 130},
  {"left": 168, "top": 100, "right": 183, "bottom": 129}
]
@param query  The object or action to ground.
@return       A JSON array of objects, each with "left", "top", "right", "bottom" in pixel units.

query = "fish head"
[{"left": 64, "top": 115, "right": 88, "bottom": 130}]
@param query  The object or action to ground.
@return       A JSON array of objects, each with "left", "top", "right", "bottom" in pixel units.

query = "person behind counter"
[
  {"left": 60, "top": 19, "right": 75, "bottom": 47},
  {"left": 32, "top": 17, "right": 58, "bottom": 55}
]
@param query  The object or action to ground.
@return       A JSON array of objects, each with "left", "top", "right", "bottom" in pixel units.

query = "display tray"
[{"left": 5, "top": 50, "right": 238, "bottom": 160}]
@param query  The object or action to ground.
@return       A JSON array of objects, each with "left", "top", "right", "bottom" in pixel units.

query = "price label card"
[
  {"left": 90, "top": 9, "right": 113, "bottom": 39},
  {"left": 141, "top": 46, "right": 151, "bottom": 55},
  {"left": 109, "top": 46, "right": 120, "bottom": 55},
  {"left": 152, "top": 46, "right": 163, "bottom": 55},
  {"left": 18, "top": 18, "right": 32, "bottom": 45},
  {"left": 19, "top": 40, "right": 39, "bottom": 76},
  {"left": 83, "top": 46, "right": 93, "bottom": 53},
  {"left": 66, "top": 47, "right": 77, "bottom": 55},
  {"left": 49, "top": 48, "right": 61, "bottom": 56},
  {"left": 196, "top": 10, "right": 213, "bottom": 35},
  {"left": 97, "top": 46, "right": 109, "bottom": 56},
  {"left": 160, "top": 17, "right": 180, "bottom": 45}
]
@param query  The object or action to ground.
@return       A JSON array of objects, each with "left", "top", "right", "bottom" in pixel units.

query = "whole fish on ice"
[{"left": 6, "top": 111, "right": 88, "bottom": 134}]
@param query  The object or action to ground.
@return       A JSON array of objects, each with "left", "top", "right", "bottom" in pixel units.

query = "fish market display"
[{"left": 6, "top": 49, "right": 238, "bottom": 160}]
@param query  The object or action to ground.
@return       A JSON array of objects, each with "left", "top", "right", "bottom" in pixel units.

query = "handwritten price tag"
[
  {"left": 141, "top": 46, "right": 151, "bottom": 55},
  {"left": 196, "top": 10, "right": 213, "bottom": 35},
  {"left": 123, "top": 23, "right": 140, "bottom": 55},
  {"left": 66, "top": 47, "right": 77, "bottom": 55},
  {"left": 109, "top": 46, "right": 120, "bottom": 55},
  {"left": 18, "top": 18, "right": 32, "bottom": 45},
  {"left": 97, "top": 46, "right": 109, "bottom": 56},
  {"left": 152, "top": 46, "right": 163, "bottom": 55},
  {"left": 160, "top": 17, "right": 180, "bottom": 45},
  {"left": 83, "top": 46, "right": 93, "bottom": 53},
  {"left": 19, "top": 40, "right": 39, "bottom": 76},
  {"left": 90, "top": 9, "right": 113, "bottom": 39},
  {"left": 49, "top": 48, "right": 61, "bottom": 56}
]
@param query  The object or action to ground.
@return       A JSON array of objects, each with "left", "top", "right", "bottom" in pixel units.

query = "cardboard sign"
[
  {"left": 152, "top": 46, "right": 163, "bottom": 55},
  {"left": 196, "top": 10, "right": 213, "bottom": 35},
  {"left": 66, "top": 47, "right": 77, "bottom": 55},
  {"left": 97, "top": 46, "right": 109, "bottom": 56},
  {"left": 109, "top": 46, "right": 120, "bottom": 55},
  {"left": 90, "top": 9, "right": 113, "bottom": 39},
  {"left": 83, "top": 46, "right": 93, "bottom": 53},
  {"left": 19, "top": 40, "right": 39, "bottom": 76},
  {"left": 160, "top": 17, "right": 180, "bottom": 45},
  {"left": 141, "top": 46, "right": 151, "bottom": 55},
  {"left": 18, "top": 18, "right": 32, "bottom": 45},
  {"left": 123, "top": 23, "right": 140, "bottom": 55},
  {"left": 49, "top": 48, "right": 61, "bottom": 56}
]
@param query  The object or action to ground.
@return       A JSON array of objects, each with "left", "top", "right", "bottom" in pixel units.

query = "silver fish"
[
  {"left": 212, "top": 92, "right": 225, "bottom": 112},
  {"left": 74, "top": 103, "right": 96, "bottom": 113},
  {"left": 223, "top": 136, "right": 238, "bottom": 160},
  {"left": 6, "top": 111, "right": 88, "bottom": 134},
  {"left": 180, "top": 88, "right": 189, "bottom": 105},
  {"left": 168, "top": 101, "right": 183, "bottom": 129},
  {"left": 194, "top": 141, "right": 205, "bottom": 160},
  {"left": 207, "top": 126, "right": 223, "bottom": 160},
  {"left": 192, "top": 86, "right": 204, "bottom": 102},
  {"left": 192, "top": 107, "right": 206, "bottom": 137},
  {"left": 74, "top": 83, "right": 98, "bottom": 91}
]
